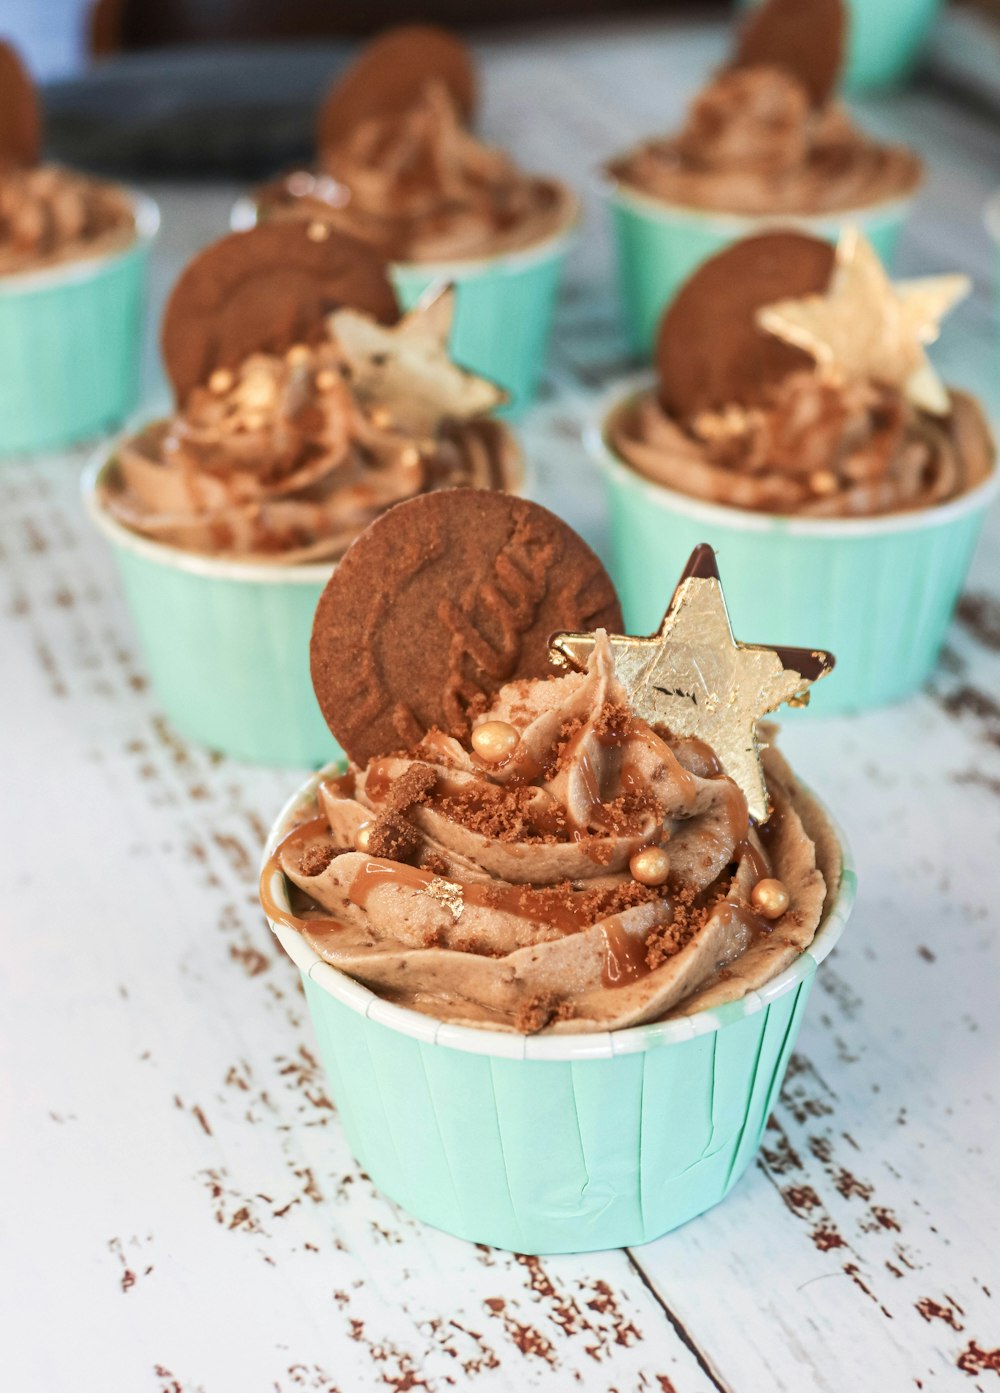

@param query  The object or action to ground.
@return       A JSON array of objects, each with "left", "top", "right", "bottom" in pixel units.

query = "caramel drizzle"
[{"left": 258, "top": 816, "right": 342, "bottom": 937}]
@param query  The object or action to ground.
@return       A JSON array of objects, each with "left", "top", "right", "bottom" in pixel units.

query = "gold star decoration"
[
  {"left": 756, "top": 227, "right": 969, "bottom": 416},
  {"left": 550, "top": 545, "right": 834, "bottom": 822},
  {"left": 328, "top": 284, "right": 507, "bottom": 434}
]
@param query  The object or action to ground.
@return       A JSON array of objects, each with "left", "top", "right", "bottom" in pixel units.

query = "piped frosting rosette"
[
  {"left": 106, "top": 338, "right": 512, "bottom": 564},
  {"left": 99, "top": 219, "right": 518, "bottom": 565},
  {"left": 612, "top": 374, "right": 993, "bottom": 518},
  {"left": 274, "top": 635, "right": 831, "bottom": 1033},
  {"left": 254, "top": 28, "right": 574, "bottom": 263},
  {"left": 610, "top": 229, "right": 995, "bottom": 519}
]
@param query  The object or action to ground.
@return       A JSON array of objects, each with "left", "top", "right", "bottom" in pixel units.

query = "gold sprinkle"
[
  {"left": 315, "top": 369, "right": 338, "bottom": 392},
  {"left": 400, "top": 445, "right": 421, "bottom": 468},
  {"left": 307, "top": 221, "right": 330, "bottom": 242},
  {"left": 471, "top": 720, "right": 519, "bottom": 764},
  {"left": 423, "top": 876, "right": 464, "bottom": 922},
  {"left": 286, "top": 344, "right": 311, "bottom": 366},
  {"left": 810, "top": 469, "right": 838, "bottom": 495},
  {"left": 355, "top": 822, "right": 372, "bottom": 853},
  {"left": 751, "top": 878, "right": 790, "bottom": 920},
  {"left": 370, "top": 405, "right": 393, "bottom": 429},
  {"left": 209, "top": 368, "right": 234, "bottom": 394},
  {"left": 629, "top": 846, "right": 671, "bottom": 887}
]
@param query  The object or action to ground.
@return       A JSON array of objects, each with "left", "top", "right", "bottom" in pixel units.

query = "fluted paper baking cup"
[
  {"left": 262, "top": 765, "right": 855, "bottom": 1254},
  {"left": 389, "top": 226, "right": 576, "bottom": 420},
  {"left": 591, "top": 378, "right": 999, "bottom": 716},
  {"left": 606, "top": 183, "right": 913, "bottom": 355},
  {"left": 0, "top": 193, "right": 158, "bottom": 455},
  {"left": 82, "top": 453, "right": 338, "bottom": 768},
  {"left": 985, "top": 191, "right": 1000, "bottom": 324}
]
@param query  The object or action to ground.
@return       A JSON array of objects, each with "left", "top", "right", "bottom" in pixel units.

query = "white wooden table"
[{"left": 4, "top": 21, "right": 1000, "bottom": 1392}]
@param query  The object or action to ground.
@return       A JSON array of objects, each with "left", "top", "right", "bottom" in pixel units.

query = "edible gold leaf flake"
[
  {"left": 329, "top": 285, "right": 507, "bottom": 434},
  {"left": 756, "top": 228, "right": 969, "bottom": 416},
  {"left": 423, "top": 875, "right": 465, "bottom": 922},
  {"left": 550, "top": 545, "right": 834, "bottom": 822}
]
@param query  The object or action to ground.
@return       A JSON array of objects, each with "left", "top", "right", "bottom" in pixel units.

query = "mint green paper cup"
[
  {"left": 0, "top": 193, "right": 158, "bottom": 456},
  {"left": 738, "top": 0, "right": 943, "bottom": 92},
  {"left": 985, "top": 192, "right": 1000, "bottom": 322},
  {"left": 592, "top": 381, "right": 999, "bottom": 717},
  {"left": 82, "top": 453, "right": 338, "bottom": 768},
  {"left": 262, "top": 766, "right": 854, "bottom": 1255},
  {"left": 232, "top": 194, "right": 577, "bottom": 418},
  {"left": 607, "top": 183, "right": 913, "bottom": 355},
  {"left": 388, "top": 222, "right": 577, "bottom": 419}
]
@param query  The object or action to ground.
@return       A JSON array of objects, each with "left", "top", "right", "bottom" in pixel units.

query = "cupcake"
[
  {"left": 0, "top": 41, "right": 158, "bottom": 454},
  {"left": 83, "top": 220, "right": 520, "bottom": 766},
  {"left": 242, "top": 26, "right": 578, "bottom": 414},
  {"left": 260, "top": 491, "right": 854, "bottom": 1252},
  {"left": 594, "top": 228, "right": 997, "bottom": 714},
  {"left": 605, "top": 0, "right": 923, "bottom": 351},
  {"left": 739, "top": 0, "right": 944, "bottom": 94}
]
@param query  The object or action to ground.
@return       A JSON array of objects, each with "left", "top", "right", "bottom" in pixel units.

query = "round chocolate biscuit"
[
  {"left": 317, "top": 25, "right": 477, "bottom": 151},
  {"left": 732, "top": 0, "right": 845, "bottom": 109},
  {"left": 0, "top": 41, "right": 41, "bottom": 169},
  {"left": 311, "top": 490, "right": 624, "bottom": 765},
  {"left": 161, "top": 221, "right": 399, "bottom": 402},
  {"left": 656, "top": 231, "right": 836, "bottom": 420}
]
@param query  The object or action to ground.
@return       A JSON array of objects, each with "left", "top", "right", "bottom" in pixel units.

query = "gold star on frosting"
[
  {"left": 550, "top": 545, "right": 834, "bottom": 822},
  {"left": 329, "top": 284, "right": 507, "bottom": 434},
  {"left": 756, "top": 227, "right": 969, "bottom": 415}
]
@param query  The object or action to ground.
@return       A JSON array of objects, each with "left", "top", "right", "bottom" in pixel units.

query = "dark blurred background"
[{"left": 4, "top": 0, "right": 999, "bottom": 176}]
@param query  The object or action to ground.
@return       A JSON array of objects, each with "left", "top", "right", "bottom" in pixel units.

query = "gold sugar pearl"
[
  {"left": 400, "top": 446, "right": 421, "bottom": 468},
  {"left": 629, "top": 846, "right": 671, "bottom": 888},
  {"left": 810, "top": 470, "right": 838, "bottom": 496},
  {"left": 370, "top": 406, "right": 393, "bottom": 429},
  {"left": 355, "top": 822, "right": 373, "bottom": 853},
  {"left": 242, "top": 412, "right": 266, "bottom": 432},
  {"left": 471, "top": 720, "right": 520, "bottom": 763},
  {"left": 314, "top": 369, "right": 338, "bottom": 392},
  {"left": 751, "top": 878, "right": 790, "bottom": 920},
  {"left": 209, "top": 368, "right": 234, "bottom": 395},
  {"left": 307, "top": 220, "right": 330, "bottom": 242},
  {"left": 286, "top": 343, "right": 311, "bottom": 366}
]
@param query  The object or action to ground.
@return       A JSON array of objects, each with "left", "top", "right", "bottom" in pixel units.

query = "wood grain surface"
[{"left": 3, "top": 21, "right": 999, "bottom": 1392}]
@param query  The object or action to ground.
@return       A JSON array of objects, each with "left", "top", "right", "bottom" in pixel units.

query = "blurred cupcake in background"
[
  {"left": 240, "top": 26, "right": 579, "bottom": 414},
  {"left": 739, "top": 0, "right": 944, "bottom": 94},
  {"left": 0, "top": 40, "right": 158, "bottom": 454},
  {"left": 593, "top": 228, "right": 997, "bottom": 714},
  {"left": 83, "top": 220, "right": 520, "bottom": 766},
  {"left": 605, "top": 0, "right": 922, "bottom": 352}
]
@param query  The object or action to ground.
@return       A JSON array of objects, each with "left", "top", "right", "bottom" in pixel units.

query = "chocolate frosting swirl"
[
  {"left": 0, "top": 165, "right": 135, "bottom": 275},
  {"left": 609, "top": 377, "right": 995, "bottom": 518},
  {"left": 269, "top": 637, "right": 833, "bottom": 1033},
  {"left": 256, "top": 82, "right": 575, "bottom": 263},
  {"left": 101, "top": 338, "right": 518, "bottom": 564},
  {"left": 608, "top": 67, "right": 921, "bottom": 216}
]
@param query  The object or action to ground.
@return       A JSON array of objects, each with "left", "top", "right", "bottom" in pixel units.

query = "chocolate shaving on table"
[
  {"left": 731, "top": 0, "right": 846, "bottom": 108},
  {"left": 310, "top": 490, "right": 623, "bottom": 765},
  {"left": 161, "top": 221, "right": 399, "bottom": 404},
  {"left": 0, "top": 41, "right": 41, "bottom": 170},
  {"left": 657, "top": 231, "right": 836, "bottom": 420},
  {"left": 316, "top": 25, "right": 477, "bottom": 152}
]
